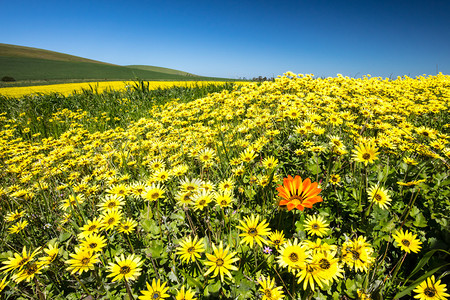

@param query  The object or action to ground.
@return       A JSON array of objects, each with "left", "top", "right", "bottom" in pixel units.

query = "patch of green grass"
[
  {"left": 125, "top": 65, "right": 198, "bottom": 77},
  {"left": 0, "top": 56, "right": 208, "bottom": 82}
]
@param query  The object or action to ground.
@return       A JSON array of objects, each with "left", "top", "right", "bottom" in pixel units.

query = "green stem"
[
  {"left": 124, "top": 280, "right": 135, "bottom": 300},
  {"left": 34, "top": 277, "right": 45, "bottom": 300},
  {"left": 73, "top": 274, "right": 92, "bottom": 298},
  {"left": 126, "top": 234, "right": 134, "bottom": 253}
]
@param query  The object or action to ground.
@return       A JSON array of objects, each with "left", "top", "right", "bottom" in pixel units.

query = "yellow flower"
[
  {"left": 214, "top": 190, "right": 234, "bottom": 208},
  {"left": 257, "top": 276, "right": 284, "bottom": 300},
  {"left": 277, "top": 238, "right": 308, "bottom": 272},
  {"left": 262, "top": 156, "right": 279, "bottom": 169},
  {"left": 176, "top": 236, "right": 205, "bottom": 263},
  {"left": 118, "top": 218, "right": 138, "bottom": 234},
  {"left": 296, "top": 259, "right": 327, "bottom": 290},
  {"left": 240, "top": 148, "right": 257, "bottom": 163},
  {"left": 80, "top": 233, "right": 107, "bottom": 253},
  {"left": 352, "top": 141, "right": 379, "bottom": 166},
  {"left": 303, "top": 215, "right": 329, "bottom": 237},
  {"left": 0, "top": 276, "right": 9, "bottom": 293},
  {"left": 143, "top": 183, "right": 165, "bottom": 201},
  {"left": 5, "top": 209, "right": 26, "bottom": 222},
  {"left": 204, "top": 241, "right": 239, "bottom": 281},
  {"left": 107, "top": 254, "right": 143, "bottom": 282},
  {"left": 236, "top": 214, "right": 271, "bottom": 248},
  {"left": 100, "top": 208, "right": 122, "bottom": 231},
  {"left": 413, "top": 275, "right": 449, "bottom": 300},
  {"left": 65, "top": 247, "right": 99, "bottom": 275},
  {"left": 268, "top": 230, "right": 286, "bottom": 249},
  {"left": 78, "top": 217, "right": 104, "bottom": 239},
  {"left": 329, "top": 174, "right": 341, "bottom": 185},
  {"left": 0, "top": 246, "right": 40, "bottom": 273},
  {"left": 8, "top": 220, "right": 28, "bottom": 234},
  {"left": 341, "top": 236, "right": 374, "bottom": 272},
  {"left": 392, "top": 229, "right": 422, "bottom": 253},
  {"left": 191, "top": 190, "right": 213, "bottom": 211},
  {"left": 368, "top": 185, "right": 392, "bottom": 209},
  {"left": 97, "top": 194, "right": 125, "bottom": 211},
  {"left": 38, "top": 243, "right": 59, "bottom": 266},
  {"left": 106, "top": 184, "right": 130, "bottom": 197},
  {"left": 175, "top": 286, "right": 197, "bottom": 300},
  {"left": 139, "top": 279, "right": 170, "bottom": 300},
  {"left": 11, "top": 262, "right": 44, "bottom": 283}
]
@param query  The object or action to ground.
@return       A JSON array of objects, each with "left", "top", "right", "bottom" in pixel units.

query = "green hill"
[
  {"left": 0, "top": 43, "right": 114, "bottom": 65},
  {"left": 0, "top": 43, "right": 215, "bottom": 83},
  {"left": 126, "top": 65, "right": 197, "bottom": 77}
]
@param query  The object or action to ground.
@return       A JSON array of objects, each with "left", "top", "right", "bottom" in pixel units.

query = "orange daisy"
[{"left": 276, "top": 175, "right": 323, "bottom": 211}]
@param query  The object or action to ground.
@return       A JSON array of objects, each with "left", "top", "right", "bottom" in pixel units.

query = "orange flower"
[{"left": 276, "top": 175, "right": 323, "bottom": 211}]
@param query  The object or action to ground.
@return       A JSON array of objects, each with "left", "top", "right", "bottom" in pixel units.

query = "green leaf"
[
  {"left": 59, "top": 232, "right": 71, "bottom": 242},
  {"left": 405, "top": 249, "right": 450, "bottom": 282},
  {"left": 345, "top": 278, "right": 357, "bottom": 298},
  {"left": 145, "top": 240, "right": 164, "bottom": 258},
  {"left": 205, "top": 280, "right": 221, "bottom": 296},
  {"left": 409, "top": 206, "right": 420, "bottom": 217},
  {"left": 141, "top": 219, "right": 160, "bottom": 235},
  {"left": 413, "top": 212, "right": 428, "bottom": 227},
  {"left": 394, "top": 263, "right": 450, "bottom": 299},
  {"left": 178, "top": 269, "right": 203, "bottom": 289}
]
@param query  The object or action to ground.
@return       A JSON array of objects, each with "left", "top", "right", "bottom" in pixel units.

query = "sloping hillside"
[{"left": 0, "top": 43, "right": 207, "bottom": 82}]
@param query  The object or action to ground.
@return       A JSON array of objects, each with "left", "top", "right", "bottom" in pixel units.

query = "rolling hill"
[{"left": 0, "top": 43, "right": 213, "bottom": 83}]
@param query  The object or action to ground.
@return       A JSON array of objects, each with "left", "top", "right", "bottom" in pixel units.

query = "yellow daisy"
[
  {"left": 204, "top": 241, "right": 239, "bottom": 282},
  {"left": 413, "top": 275, "right": 449, "bottom": 300},
  {"left": 392, "top": 229, "right": 422, "bottom": 253},
  {"left": 139, "top": 279, "right": 170, "bottom": 300},
  {"left": 236, "top": 214, "right": 271, "bottom": 248},
  {"left": 107, "top": 254, "right": 143, "bottom": 282}
]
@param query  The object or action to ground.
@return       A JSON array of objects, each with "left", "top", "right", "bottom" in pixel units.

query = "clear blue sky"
[{"left": 2, "top": 0, "right": 450, "bottom": 78}]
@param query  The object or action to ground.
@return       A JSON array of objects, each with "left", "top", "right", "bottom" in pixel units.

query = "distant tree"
[
  {"left": 252, "top": 76, "right": 274, "bottom": 82},
  {"left": 1, "top": 76, "right": 16, "bottom": 82}
]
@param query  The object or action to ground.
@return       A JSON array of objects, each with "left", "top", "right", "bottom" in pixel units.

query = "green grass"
[
  {"left": 0, "top": 43, "right": 114, "bottom": 64},
  {"left": 0, "top": 56, "right": 208, "bottom": 81},
  {"left": 0, "top": 43, "right": 228, "bottom": 84},
  {"left": 125, "top": 65, "right": 198, "bottom": 77}
]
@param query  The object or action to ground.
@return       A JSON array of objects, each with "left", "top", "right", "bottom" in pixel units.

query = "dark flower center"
[
  {"left": 362, "top": 153, "right": 371, "bottom": 160},
  {"left": 89, "top": 243, "right": 97, "bottom": 249},
  {"left": 319, "top": 258, "right": 331, "bottom": 270},
  {"left": 18, "top": 258, "right": 29, "bottom": 267},
  {"left": 26, "top": 264, "right": 38, "bottom": 275},
  {"left": 216, "top": 258, "right": 224, "bottom": 266},
  {"left": 351, "top": 250, "right": 360, "bottom": 260},
  {"left": 289, "top": 195, "right": 304, "bottom": 202},
  {"left": 81, "top": 257, "right": 90, "bottom": 265},
  {"left": 289, "top": 253, "right": 298, "bottom": 262},
  {"left": 187, "top": 247, "right": 195, "bottom": 254},
  {"left": 120, "top": 266, "right": 131, "bottom": 274},
  {"left": 424, "top": 287, "right": 436, "bottom": 297},
  {"left": 401, "top": 239, "right": 410, "bottom": 247},
  {"left": 248, "top": 228, "right": 257, "bottom": 237}
]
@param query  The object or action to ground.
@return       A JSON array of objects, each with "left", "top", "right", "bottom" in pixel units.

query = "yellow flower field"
[
  {"left": 0, "top": 73, "right": 449, "bottom": 299},
  {"left": 0, "top": 80, "right": 237, "bottom": 97}
]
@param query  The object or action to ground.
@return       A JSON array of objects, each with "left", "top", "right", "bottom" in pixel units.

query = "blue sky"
[{"left": 2, "top": 0, "right": 450, "bottom": 78}]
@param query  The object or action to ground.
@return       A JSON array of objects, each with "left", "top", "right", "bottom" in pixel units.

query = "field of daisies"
[{"left": 0, "top": 74, "right": 449, "bottom": 300}]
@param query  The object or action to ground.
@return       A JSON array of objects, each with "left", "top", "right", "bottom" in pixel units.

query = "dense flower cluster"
[{"left": 0, "top": 73, "right": 449, "bottom": 299}]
